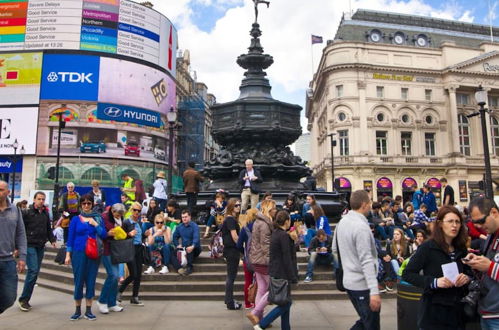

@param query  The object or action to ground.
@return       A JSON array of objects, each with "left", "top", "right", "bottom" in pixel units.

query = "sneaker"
[
  {"left": 109, "top": 305, "right": 124, "bottom": 312},
  {"left": 159, "top": 265, "right": 169, "bottom": 274},
  {"left": 18, "top": 300, "right": 31, "bottom": 312},
  {"left": 97, "top": 301, "right": 109, "bottom": 314},
  {"left": 253, "top": 326, "right": 263, "bottom": 330},
  {"left": 70, "top": 313, "right": 82, "bottom": 321},
  {"left": 385, "top": 281, "right": 394, "bottom": 292},
  {"left": 378, "top": 283, "right": 387, "bottom": 293},
  {"left": 227, "top": 301, "right": 242, "bottom": 310},
  {"left": 144, "top": 266, "right": 154, "bottom": 275},
  {"left": 130, "top": 297, "right": 144, "bottom": 306},
  {"left": 304, "top": 276, "right": 312, "bottom": 283},
  {"left": 177, "top": 267, "right": 186, "bottom": 276},
  {"left": 84, "top": 312, "right": 97, "bottom": 321}
]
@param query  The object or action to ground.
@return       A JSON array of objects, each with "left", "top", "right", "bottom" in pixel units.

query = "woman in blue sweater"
[{"left": 65, "top": 194, "right": 107, "bottom": 321}]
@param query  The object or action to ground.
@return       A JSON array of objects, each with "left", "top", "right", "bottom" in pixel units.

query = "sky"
[{"left": 149, "top": 0, "right": 499, "bottom": 131}]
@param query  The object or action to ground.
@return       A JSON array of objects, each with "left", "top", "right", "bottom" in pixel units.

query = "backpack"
[
  {"left": 209, "top": 229, "right": 224, "bottom": 258},
  {"left": 135, "top": 179, "right": 146, "bottom": 203},
  {"left": 243, "top": 226, "right": 254, "bottom": 272}
]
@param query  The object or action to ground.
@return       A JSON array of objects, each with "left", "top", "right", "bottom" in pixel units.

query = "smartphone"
[{"left": 461, "top": 258, "right": 471, "bottom": 263}]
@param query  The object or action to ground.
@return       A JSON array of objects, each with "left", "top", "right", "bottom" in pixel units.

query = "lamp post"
[
  {"left": 10, "top": 139, "right": 19, "bottom": 202},
  {"left": 328, "top": 133, "right": 337, "bottom": 192},
  {"left": 166, "top": 106, "right": 178, "bottom": 197},
  {"left": 52, "top": 112, "right": 65, "bottom": 218},
  {"left": 470, "top": 85, "right": 493, "bottom": 199}
]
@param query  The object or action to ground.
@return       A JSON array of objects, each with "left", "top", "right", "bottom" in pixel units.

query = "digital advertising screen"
[
  {"left": 0, "top": 51, "right": 42, "bottom": 105},
  {"left": 0, "top": 0, "right": 177, "bottom": 75},
  {"left": 0, "top": 107, "right": 39, "bottom": 155}
]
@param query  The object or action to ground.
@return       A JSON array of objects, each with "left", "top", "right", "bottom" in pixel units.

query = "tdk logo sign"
[
  {"left": 103, "top": 107, "right": 122, "bottom": 118},
  {"left": 46, "top": 72, "right": 93, "bottom": 83}
]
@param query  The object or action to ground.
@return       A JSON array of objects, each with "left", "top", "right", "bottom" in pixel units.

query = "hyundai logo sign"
[{"left": 103, "top": 107, "right": 122, "bottom": 118}]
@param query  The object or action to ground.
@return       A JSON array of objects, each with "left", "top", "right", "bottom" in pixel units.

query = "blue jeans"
[
  {"left": 147, "top": 245, "right": 172, "bottom": 267},
  {"left": 347, "top": 289, "right": 380, "bottom": 330},
  {"left": 71, "top": 251, "right": 100, "bottom": 300},
  {"left": 19, "top": 246, "right": 45, "bottom": 302},
  {"left": 0, "top": 260, "right": 17, "bottom": 314},
  {"left": 304, "top": 229, "right": 316, "bottom": 248},
  {"left": 99, "top": 255, "right": 119, "bottom": 307},
  {"left": 154, "top": 197, "right": 167, "bottom": 212},
  {"left": 375, "top": 225, "right": 388, "bottom": 240},
  {"left": 306, "top": 252, "right": 333, "bottom": 278},
  {"left": 260, "top": 301, "right": 292, "bottom": 330},
  {"left": 206, "top": 215, "right": 215, "bottom": 227},
  {"left": 481, "top": 317, "right": 499, "bottom": 330}
]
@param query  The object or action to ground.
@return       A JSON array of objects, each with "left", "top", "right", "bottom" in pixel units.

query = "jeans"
[
  {"left": 0, "top": 260, "right": 18, "bottom": 314},
  {"left": 119, "top": 244, "right": 142, "bottom": 297},
  {"left": 306, "top": 252, "right": 333, "bottom": 278},
  {"left": 481, "top": 317, "right": 499, "bottom": 330},
  {"left": 71, "top": 250, "right": 100, "bottom": 300},
  {"left": 206, "top": 215, "right": 215, "bottom": 227},
  {"left": 347, "top": 289, "right": 380, "bottom": 330},
  {"left": 252, "top": 270, "right": 270, "bottom": 319},
  {"left": 304, "top": 228, "right": 316, "bottom": 248},
  {"left": 260, "top": 301, "right": 292, "bottom": 330},
  {"left": 19, "top": 246, "right": 45, "bottom": 302},
  {"left": 390, "top": 260, "right": 400, "bottom": 276},
  {"left": 99, "top": 255, "right": 119, "bottom": 307},
  {"left": 374, "top": 225, "right": 388, "bottom": 240},
  {"left": 154, "top": 197, "right": 167, "bottom": 212},
  {"left": 186, "top": 192, "right": 197, "bottom": 215},
  {"left": 224, "top": 248, "right": 240, "bottom": 305}
]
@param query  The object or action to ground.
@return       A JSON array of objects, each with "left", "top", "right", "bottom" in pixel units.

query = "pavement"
[{"left": 1, "top": 286, "right": 398, "bottom": 330}]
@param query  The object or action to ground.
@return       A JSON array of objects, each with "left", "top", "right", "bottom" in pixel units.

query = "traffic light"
[
  {"left": 47, "top": 167, "right": 55, "bottom": 180},
  {"left": 479, "top": 180, "right": 485, "bottom": 191}
]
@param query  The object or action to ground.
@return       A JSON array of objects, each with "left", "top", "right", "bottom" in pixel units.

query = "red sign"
[
  {"left": 377, "top": 177, "right": 393, "bottom": 189},
  {"left": 402, "top": 177, "right": 417, "bottom": 189},
  {"left": 0, "top": 17, "right": 26, "bottom": 26},
  {"left": 426, "top": 178, "right": 441, "bottom": 189}
]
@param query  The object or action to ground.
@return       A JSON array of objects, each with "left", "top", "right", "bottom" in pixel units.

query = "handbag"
[
  {"left": 110, "top": 239, "right": 134, "bottom": 264},
  {"left": 54, "top": 246, "right": 66, "bottom": 265},
  {"left": 141, "top": 243, "right": 151, "bottom": 265},
  {"left": 248, "top": 275, "right": 258, "bottom": 304},
  {"left": 177, "top": 248, "right": 187, "bottom": 267},
  {"left": 268, "top": 277, "right": 291, "bottom": 306},
  {"left": 334, "top": 227, "right": 346, "bottom": 292},
  {"left": 85, "top": 236, "right": 99, "bottom": 259}
]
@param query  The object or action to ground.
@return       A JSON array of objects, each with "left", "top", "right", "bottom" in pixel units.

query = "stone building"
[{"left": 306, "top": 9, "right": 499, "bottom": 204}]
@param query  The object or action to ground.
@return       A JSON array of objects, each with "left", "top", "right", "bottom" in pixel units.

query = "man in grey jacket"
[
  {"left": 333, "top": 190, "right": 381, "bottom": 330},
  {"left": 0, "top": 180, "right": 27, "bottom": 314}
]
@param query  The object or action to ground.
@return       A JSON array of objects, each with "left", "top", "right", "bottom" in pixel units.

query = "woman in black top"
[
  {"left": 255, "top": 210, "right": 298, "bottom": 330},
  {"left": 222, "top": 198, "right": 242, "bottom": 310},
  {"left": 402, "top": 205, "right": 471, "bottom": 330}
]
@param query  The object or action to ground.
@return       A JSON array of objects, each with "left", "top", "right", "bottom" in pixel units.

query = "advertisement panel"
[
  {"left": 0, "top": 0, "right": 177, "bottom": 74},
  {"left": 0, "top": 51, "right": 42, "bottom": 105},
  {"left": 0, "top": 107, "right": 38, "bottom": 155},
  {"left": 40, "top": 53, "right": 100, "bottom": 101},
  {"left": 97, "top": 102, "right": 161, "bottom": 128},
  {"left": 98, "top": 57, "right": 175, "bottom": 114}
]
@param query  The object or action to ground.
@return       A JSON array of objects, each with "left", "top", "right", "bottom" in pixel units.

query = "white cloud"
[{"left": 150, "top": 0, "right": 478, "bottom": 105}]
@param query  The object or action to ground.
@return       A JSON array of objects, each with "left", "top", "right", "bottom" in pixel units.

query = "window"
[
  {"left": 335, "top": 85, "right": 343, "bottom": 98},
  {"left": 376, "top": 86, "right": 384, "bottom": 98},
  {"left": 401, "top": 132, "right": 412, "bottom": 155},
  {"left": 337, "top": 112, "right": 346, "bottom": 122},
  {"left": 425, "top": 115, "right": 433, "bottom": 125},
  {"left": 425, "top": 133, "right": 436, "bottom": 156},
  {"left": 376, "top": 131, "right": 387, "bottom": 155},
  {"left": 456, "top": 93, "right": 469, "bottom": 105},
  {"left": 46, "top": 166, "right": 74, "bottom": 180},
  {"left": 81, "top": 168, "right": 111, "bottom": 182},
  {"left": 458, "top": 114, "right": 471, "bottom": 156},
  {"left": 401, "top": 114, "right": 410, "bottom": 123},
  {"left": 492, "top": 117, "right": 499, "bottom": 156},
  {"left": 425, "top": 89, "right": 432, "bottom": 101},
  {"left": 376, "top": 113, "right": 385, "bottom": 122},
  {"left": 489, "top": 96, "right": 499, "bottom": 108},
  {"left": 401, "top": 88, "right": 408, "bottom": 100},
  {"left": 338, "top": 130, "right": 349, "bottom": 156}
]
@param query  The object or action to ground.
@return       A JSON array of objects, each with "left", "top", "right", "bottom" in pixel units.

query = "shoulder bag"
[
  {"left": 110, "top": 238, "right": 134, "bottom": 264},
  {"left": 268, "top": 277, "right": 291, "bottom": 306},
  {"left": 335, "top": 227, "right": 346, "bottom": 292}
]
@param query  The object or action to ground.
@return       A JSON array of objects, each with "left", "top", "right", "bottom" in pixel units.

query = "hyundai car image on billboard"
[{"left": 36, "top": 52, "right": 174, "bottom": 163}]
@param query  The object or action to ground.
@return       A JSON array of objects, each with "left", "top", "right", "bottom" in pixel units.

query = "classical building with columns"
[{"left": 306, "top": 10, "right": 499, "bottom": 204}]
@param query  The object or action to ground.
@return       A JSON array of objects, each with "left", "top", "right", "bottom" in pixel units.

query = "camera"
[{"left": 461, "top": 279, "right": 481, "bottom": 319}]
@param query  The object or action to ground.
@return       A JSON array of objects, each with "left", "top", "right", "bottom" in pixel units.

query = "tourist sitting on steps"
[
  {"left": 203, "top": 191, "right": 227, "bottom": 238},
  {"left": 172, "top": 210, "right": 201, "bottom": 276},
  {"left": 304, "top": 229, "right": 333, "bottom": 283},
  {"left": 144, "top": 214, "right": 172, "bottom": 275}
]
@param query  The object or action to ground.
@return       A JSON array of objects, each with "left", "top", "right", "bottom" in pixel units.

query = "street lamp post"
[
  {"left": 328, "top": 133, "right": 337, "bottom": 192},
  {"left": 471, "top": 85, "right": 493, "bottom": 199},
  {"left": 10, "top": 139, "right": 19, "bottom": 203},
  {"left": 166, "top": 106, "right": 178, "bottom": 197},
  {"left": 52, "top": 112, "right": 65, "bottom": 218}
]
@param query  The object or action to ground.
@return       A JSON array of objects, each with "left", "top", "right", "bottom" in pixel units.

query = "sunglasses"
[
  {"left": 155, "top": 222, "right": 164, "bottom": 224},
  {"left": 235, "top": 204, "right": 241, "bottom": 207},
  {"left": 472, "top": 214, "right": 488, "bottom": 225},
  {"left": 81, "top": 202, "right": 92, "bottom": 206},
  {"left": 132, "top": 209, "right": 141, "bottom": 212}
]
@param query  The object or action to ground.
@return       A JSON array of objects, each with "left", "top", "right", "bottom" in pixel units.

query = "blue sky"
[{"left": 151, "top": 0, "right": 498, "bottom": 131}]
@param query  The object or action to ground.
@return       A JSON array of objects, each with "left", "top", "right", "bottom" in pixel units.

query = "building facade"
[
  {"left": 307, "top": 10, "right": 499, "bottom": 204},
  {"left": 294, "top": 133, "right": 311, "bottom": 164}
]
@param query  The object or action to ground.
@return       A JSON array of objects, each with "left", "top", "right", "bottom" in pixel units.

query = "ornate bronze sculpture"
[{"left": 253, "top": 0, "right": 270, "bottom": 23}]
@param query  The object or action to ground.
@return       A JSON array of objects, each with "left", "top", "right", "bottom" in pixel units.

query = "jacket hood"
[{"left": 256, "top": 212, "right": 272, "bottom": 224}]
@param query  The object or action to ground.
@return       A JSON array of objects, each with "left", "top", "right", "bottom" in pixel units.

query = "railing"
[
  {"left": 405, "top": 157, "right": 418, "bottom": 163},
  {"left": 380, "top": 157, "right": 393, "bottom": 163},
  {"left": 430, "top": 158, "right": 442, "bottom": 164}
]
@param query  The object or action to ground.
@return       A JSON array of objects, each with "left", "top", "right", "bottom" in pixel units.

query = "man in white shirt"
[
  {"left": 152, "top": 171, "right": 167, "bottom": 211},
  {"left": 238, "top": 159, "right": 263, "bottom": 212}
]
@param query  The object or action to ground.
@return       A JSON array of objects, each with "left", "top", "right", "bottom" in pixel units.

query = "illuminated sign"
[{"left": 97, "top": 102, "right": 161, "bottom": 127}]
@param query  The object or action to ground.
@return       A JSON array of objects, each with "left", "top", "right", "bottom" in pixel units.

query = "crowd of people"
[{"left": 1, "top": 160, "right": 499, "bottom": 330}]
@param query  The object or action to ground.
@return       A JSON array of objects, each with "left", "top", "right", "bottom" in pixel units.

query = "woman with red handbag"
[{"left": 65, "top": 194, "right": 107, "bottom": 321}]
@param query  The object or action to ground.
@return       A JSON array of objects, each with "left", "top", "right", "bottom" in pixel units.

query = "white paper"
[{"left": 441, "top": 262, "right": 459, "bottom": 284}]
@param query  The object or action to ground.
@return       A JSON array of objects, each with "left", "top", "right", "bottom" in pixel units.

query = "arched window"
[
  {"left": 491, "top": 117, "right": 499, "bottom": 156},
  {"left": 81, "top": 167, "right": 111, "bottom": 182},
  {"left": 458, "top": 114, "right": 470, "bottom": 156},
  {"left": 120, "top": 169, "right": 140, "bottom": 181},
  {"left": 46, "top": 166, "right": 74, "bottom": 180}
]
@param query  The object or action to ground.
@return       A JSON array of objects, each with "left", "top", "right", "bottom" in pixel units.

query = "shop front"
[
  {"left": 0, "top": 157, "right": 23, "bottom": 200},
  {"left": 336, "top": 177, "right": 352, "bottom": 203},
  {"left": 402, "top": 177, "right": 418, "bottom": 204},
  {"left": 376, "top": 177, "right": 393, "bottom": 200},
  {"left": 426, "top": 178, "right": 442, "bottom": 206}
]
